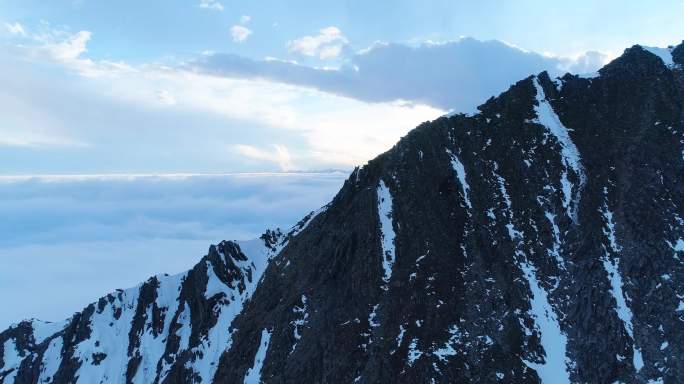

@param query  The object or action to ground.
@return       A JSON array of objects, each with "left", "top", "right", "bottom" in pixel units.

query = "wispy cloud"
[
  {"left": 26, "top": 27, "right": 135, "bottom": 78},
  {"left": 287, "top": 26, "right": 348, "bottom": 60},
  {"left": 230, "top": 25, "right": 252, "bottom": 43},
  {"left": 4, "top": 22, "right": 26, "bottom": 36},
  {"left": 42, "top": 30, "right": 91, "bottom": 60},
  {"left": 198, "top": 0, "right": 223, "bottom": 11},
  {"left": 0, "top": 133, "right": 89, "bottom": 148}
]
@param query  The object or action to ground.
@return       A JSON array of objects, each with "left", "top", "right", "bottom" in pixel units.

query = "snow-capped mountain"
[{"left": 3, "top": 42, "right": 684, "bottom": 383}]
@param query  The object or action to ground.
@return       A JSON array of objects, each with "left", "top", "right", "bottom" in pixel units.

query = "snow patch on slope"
[
  {"left": 369, "top": 304, "right": 380, "bottom": 328},
  {"left": 176, "top": 302, "right": 192, "bottom": 351},
  {"left": 496, "top": 168, "right": 571, "bottom": 383},
  {"left": 407, "top": 338, "right": 423, "bottom": 366},
  {"left": 377, "top": 180, "right": 396, "bottom": 285},
  {"left": 446, "top": 149, "right": 472, "bottom": 209},
  {"left": 533, "top": 77, "right": 585, "bottom": 221},
  {"left": 433, "top": 325, "right": 461, "bottom": 361},
  {"left": 244, "top": 328, "right": 272, "bottom": 384},
  {"left": 31, "top": 320, "right": 67, "bottom": 345},
  {"left": 204, "top": 262, "right": 227, "bottom": 299},
  {"left": 520, "top": 261, "right": 572, "bottom": 384},
  {"left": 132, "top": 272, "right": 186, "bottom": 383},
  {"left": 643, "top": 46, "right": 674, "bottom": 67},
  {"left": 1, "top": 339, "right": 23, "bottom": 384},
  {"left": 159, "top": 301, "right": 192, "bottom": 382},
  {"left": 38, "top": 337, "right": 63, "bottom": 383},
  {"left": 668, "top": 238, "right": 684, "bottom": 253},
  {"left": 544, "top": 211, "right": 565, "bottom": 268},
  {"left": 73, "top": 286, "right": 139, "bottom": 383},
  {"left": 395, "top": 324, "right": 406, "bottom": 351},
  {"left": 600, "top": 204, "right": 642, "bottom": 372},
  {"left": 290, "top": 295, "right": 308, "bottom": 354}
]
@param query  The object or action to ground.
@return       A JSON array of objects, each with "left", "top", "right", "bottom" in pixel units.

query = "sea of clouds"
[{"left": 0, "top": 172, "right": 346, "bottom": 329}]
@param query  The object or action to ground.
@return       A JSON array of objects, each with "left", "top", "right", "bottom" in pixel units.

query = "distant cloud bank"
[
  {"left": 196, "top": 38, "right": 610, "bottom": 112},
  {"left": 0, "top": 173, "right": 346, "bottom": 329}
]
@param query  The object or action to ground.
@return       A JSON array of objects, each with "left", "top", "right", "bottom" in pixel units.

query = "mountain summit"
[{"left": 2, "top": 42, "right": 684, "bottom": 384}]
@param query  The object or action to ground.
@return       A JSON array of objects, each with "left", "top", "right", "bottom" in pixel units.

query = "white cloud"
[
  {"left": 4, "top": 22, "right": 26, "bottom": 36},
  {"left": 233, "top": 144, "right": 295, "bottom": 171},
  {"left": 2, "top": 30, "right": 446, "bottom": 171},
  {"left": 18, "top": 31, "right": 627, "bottom": 172},
  {"left": 9, "top": 31, "right": 610, "bottom": 171},
  {"left": 198, "top": 0, "right": 223, "bottom": 11},
  {"left": 29, "top": 29, "right": 135, "bottom": 78},
  {"left": 42, "top": 30, "right": 91, "bottom": 61},
  {"left": 287, "top": 26, "right": 348, "bottom": 60},
  {"left": 200, "top": 38, "right": 612, "bottom": 113},
  {"left": 230, "top": 25, "right": 252, "bottom": 43},
  {"left": 557, "top": 50, "right": 613, "bottom": 74},
  {"left": 240, "top": 15, "right": 251, "bottom": 24}
]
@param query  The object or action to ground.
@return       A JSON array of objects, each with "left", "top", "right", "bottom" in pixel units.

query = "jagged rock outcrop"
[{"left": 2, "top": 43, "right": 684, "bottom": 383}]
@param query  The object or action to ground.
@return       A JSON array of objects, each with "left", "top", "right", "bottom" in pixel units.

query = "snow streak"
[
  {"left": 244, "top": 329, "right": 272, "bottom": 384},
  {"left": 520, "top": 261, "right": 571, "bottom": 384},
  {"left": 533, "top": 77, "right": 586, "bottom": 221},
  {"left": 496, "top": 167, "right": 571, "bottom": 383},
  {"left": 600, "top": 203, "right": 642, "bottom": 371},
  {"left": 1, "top": 339, "right": 23, "bottom": 384},
  {"left": 377, "top": 180, "right": 396, "bottom": 285},
  {"left": 38, "top": 337, "right": 63, "bottom": 383},
  {"left": 446, "top": 149, "right": 472, "bottom": 209},
  {"left": 290, "top": 295, "right": 309, "bottom": 354}
]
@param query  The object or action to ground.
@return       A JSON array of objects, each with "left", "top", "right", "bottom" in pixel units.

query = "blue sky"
[
  {"left": 1, "top": 0, "right": 682, "bottom": 173},
  {"left": 4, "top": 0, "right": 682, "bottom": 62}
]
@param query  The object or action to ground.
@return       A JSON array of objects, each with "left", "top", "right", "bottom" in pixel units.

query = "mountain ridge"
[{"left": 2, "top": 41, "right": 684, "bottom": 383}]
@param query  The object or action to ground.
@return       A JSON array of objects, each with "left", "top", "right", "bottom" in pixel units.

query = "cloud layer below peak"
[{"left": 0, "top": 173, "right": 346, "bottom": 328}]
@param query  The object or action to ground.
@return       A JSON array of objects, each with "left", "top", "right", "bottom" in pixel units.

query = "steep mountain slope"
[{"left": 2, "top": 42, "right": 684, "bottom": 384}]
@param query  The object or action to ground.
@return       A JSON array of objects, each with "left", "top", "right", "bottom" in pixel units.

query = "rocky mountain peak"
[{"left": 2, "top": 41, "right": 684, "bottom": 383}]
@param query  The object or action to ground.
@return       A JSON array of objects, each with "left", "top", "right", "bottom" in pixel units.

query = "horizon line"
[{"left": 0, "top": 170, "right": 352, "bottom": 181}]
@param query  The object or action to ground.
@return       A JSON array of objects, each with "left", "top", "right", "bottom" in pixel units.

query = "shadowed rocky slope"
[{"left": 2, "top": 42, "right": 684, "bottom": 383}]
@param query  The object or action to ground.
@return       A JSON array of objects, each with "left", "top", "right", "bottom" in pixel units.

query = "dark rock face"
[
  {"left": 671, "top": 41, "right": 684, "bottom": 66},
  {"left": 2, "top": 42, "right": 684, "bottom": 384}
]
